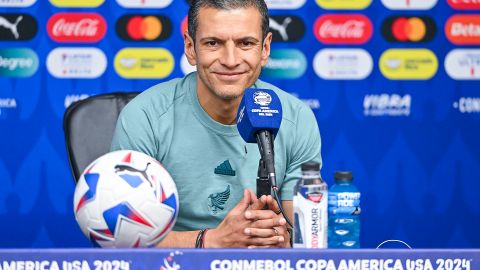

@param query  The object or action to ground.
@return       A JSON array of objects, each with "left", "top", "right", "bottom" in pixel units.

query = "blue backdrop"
[{"left": 0, "top": 0, "right": 479, "bottom": 248}]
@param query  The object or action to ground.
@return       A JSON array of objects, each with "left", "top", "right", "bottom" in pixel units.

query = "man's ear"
[
  {"left": 184, "top": 31, "right": 197, "bottom": 66},
  {"left": 260, "top": 32, "right": 272, "bottom": 67}
]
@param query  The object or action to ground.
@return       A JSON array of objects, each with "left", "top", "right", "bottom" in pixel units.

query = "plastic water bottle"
[
  {"left": 293, "top": 161, "right": 328, "bottom": 248},
  {"left": 328, "top": 171, "right": 361, "bottom": 248}
]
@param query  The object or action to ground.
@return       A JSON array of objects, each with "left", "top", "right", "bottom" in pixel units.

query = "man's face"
[{"left": 185, "top": 6, "right": 271, "bottom": 100}]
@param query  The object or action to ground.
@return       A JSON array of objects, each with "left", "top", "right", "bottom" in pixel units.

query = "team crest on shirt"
[{"left": 208, "top": 185, "right": 230, "bottom": 215}]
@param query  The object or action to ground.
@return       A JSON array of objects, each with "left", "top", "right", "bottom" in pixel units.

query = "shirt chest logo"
[
  {"left": 208, "top": 185, "right": 230, "bottom": 215},
  {"left": 214, "top": 160, "right": 236, "bottom": 176}
]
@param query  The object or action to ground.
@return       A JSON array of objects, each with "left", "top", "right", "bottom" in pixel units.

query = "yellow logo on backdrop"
[
  {"left": 114, "top": 48, "right": 174, "bottom": 79},
  {"left": 49, "top": 0, "right": 104, "bottom": 7},
  {"left": 316, "top": 0, "right": 372, "bottom": 9},
  {"left": 379, "top": 49, "right": 438, "bottom": 80}
]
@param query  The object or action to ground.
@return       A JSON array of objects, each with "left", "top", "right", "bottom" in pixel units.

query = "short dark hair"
[{"left": 187, "top": 0, "right": 269, "bottom": 43}]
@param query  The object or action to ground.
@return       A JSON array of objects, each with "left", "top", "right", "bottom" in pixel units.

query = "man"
[{"left": 111, "top": 0, "right": 321, "bottom": 248}]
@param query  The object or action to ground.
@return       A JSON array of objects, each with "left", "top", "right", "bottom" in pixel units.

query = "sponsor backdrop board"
[{"left": 0, "top": 0, "right": 479, "bottom": 248}]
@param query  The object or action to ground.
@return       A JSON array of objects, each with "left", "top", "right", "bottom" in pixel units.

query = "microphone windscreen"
[{"left": 236, "top": 88, "right": 283, "bottom": 143}]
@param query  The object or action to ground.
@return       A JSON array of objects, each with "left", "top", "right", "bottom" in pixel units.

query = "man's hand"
[
  {"left": 243, "top": 195, "right": 292, "bottom": 248},
  {"left": 158, "top": 190, "right": 292, "bottom": 248},
  {"left": 204, "top": 189, "right": 284, "bottom": 248}
]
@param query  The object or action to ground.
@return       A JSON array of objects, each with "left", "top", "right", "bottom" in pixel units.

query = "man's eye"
[
  {"left": 241, "top": 41, "right": 253, "bottom": 46},
  {"left": 206, "top": 41, "right": 217, "bottom": 46}
]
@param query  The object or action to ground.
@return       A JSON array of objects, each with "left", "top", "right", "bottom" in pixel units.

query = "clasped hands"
[{"left": 205, "top": 189, "right": 290, "bottom": 248}]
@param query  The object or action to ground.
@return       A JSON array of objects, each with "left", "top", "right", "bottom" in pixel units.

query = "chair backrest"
[{"left": 63, "top": 92, "right": 140, "bottom": 182}]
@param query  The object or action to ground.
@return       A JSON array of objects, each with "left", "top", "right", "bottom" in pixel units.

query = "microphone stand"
[
  {"left": 255, "top": 132, "right": 293, "bottom": 227},
  {"left": 257, "top": 159, "right": 271, "bottom": 198}
]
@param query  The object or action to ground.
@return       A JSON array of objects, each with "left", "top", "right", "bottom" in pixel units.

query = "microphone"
[{"left": 236, "top": 88, "right": 282, "bottom": 197}]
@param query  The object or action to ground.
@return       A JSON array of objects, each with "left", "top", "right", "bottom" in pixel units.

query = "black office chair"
[{"left": 63, "top": 92, "right": 140, "bottom": 182}]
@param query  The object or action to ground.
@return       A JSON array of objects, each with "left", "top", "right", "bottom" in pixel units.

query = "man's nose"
[{"left": 219, "top": 42, "right": 240, "bottom": 68}]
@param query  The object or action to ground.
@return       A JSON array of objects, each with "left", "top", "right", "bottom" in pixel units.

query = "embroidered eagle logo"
[{"left": 208, "top": 185, "right": 230, "bottom": 215}]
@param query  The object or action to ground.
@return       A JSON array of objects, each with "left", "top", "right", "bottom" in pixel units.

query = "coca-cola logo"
[
  {"left": 47, "top": 13, "right": 106, "bottom": 43},
  {"left": 448, "top": 0, "right": 480, "bottom": 10},
  {"left": 314, "top": 14, "right": 372, "bottom": 44},
  {"left": 445, "top": 15, "right": 480, "bottom": 45}
]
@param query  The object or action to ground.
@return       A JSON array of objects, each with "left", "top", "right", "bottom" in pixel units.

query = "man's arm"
[{"left": 156, "top": 231, "right": 199, "bottom": 248}]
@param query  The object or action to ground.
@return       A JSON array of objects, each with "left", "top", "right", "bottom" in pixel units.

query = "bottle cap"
[
  {"left": 334, "top": 171, "right": 353, "bottom": 181},
  {"left": 301, "top": 161, "right": 320, "bottom": 172}
]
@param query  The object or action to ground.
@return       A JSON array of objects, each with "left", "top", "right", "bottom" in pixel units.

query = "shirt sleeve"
[
  {"left": 280, "top": 104, "right": 322, "bottom": 200},
  {"left": 110, "top": 102, "right": 158, "bottom": 159}
]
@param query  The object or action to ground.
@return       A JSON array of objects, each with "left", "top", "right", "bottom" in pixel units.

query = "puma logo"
[
  {"left": 115, "top": 162, "right": 153, "bottom": 187},
  {"left": 269, "top": 17, "right": 292, "bottom": 41},
  {"left": 0, "top": 16, "right": 23, "bottom": 39}
]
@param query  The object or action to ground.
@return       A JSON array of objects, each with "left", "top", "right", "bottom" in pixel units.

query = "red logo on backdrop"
[
  {"left": 445, "top": 15, "right": 480, "bottom": 45},
  {"left": 448, "top": 0, "right": 480, "bottom": 10},
  {"left": 314, "top": 14, "right": 372, "bottom": 44},
  {"left": 181, "top": 16, "right": 188, "bottom": 36},
  {"left": 47, "top": 13, "right": 107, "bottom": 43}
]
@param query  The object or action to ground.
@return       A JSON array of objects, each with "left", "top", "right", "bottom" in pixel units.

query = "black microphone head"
[{"left": 236, "top": 88, "right": 283, "bottom": 143}]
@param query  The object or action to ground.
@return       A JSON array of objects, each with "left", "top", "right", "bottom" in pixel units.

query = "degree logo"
[
  {"left": 0, "top": 13, "right": 37, "bottom": 41},
  {"left": 314, "top": 14, "right": 372, "bottom": 44},
  {"left": 116, "top": 0, "right": 172, "bottom": 8},
  {"left": 261, "top": 49, "right": 307, "bottom": 79},
  {"left": 49, "top": 0, "right": 104, "bottom": 7},
  {"left": 381, "top": 0, "right": 437, "bottom": 10},
  {"left": 382, "top": 16, "right": 436, "bottom": 43},
  {"left": 0, "top": 48, "right": 38, "bottom": 77},
  {"left": 316, "top": 0, "right": 371, "bottom": 10},
  {"left": 445, "top": 15, "right": 480, "bottom": 45},
  {"left": 261, "top": 49, "right": 306, "bottom": 79},
  {"left": 47, "top": 13, "right": 107, "bottom": 43},
  {"left": 445, "top": 49, "right": 480, "bottom": 80},
  {"left": 448, "top": 0, "right": 480, "bottom": 10},
  {"left": 379, "top": 49, "right": 438, "bottom": 80},
  {"left": 116, "top": 15, "right": 172, "bottom": 42},
  {"left": 114, "top": 48, "right": 174, "bottom": 79}
]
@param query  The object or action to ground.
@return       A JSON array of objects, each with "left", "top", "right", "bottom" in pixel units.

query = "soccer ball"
[{"left": 73, "top": 150, "right": 179, "bottom": 248}]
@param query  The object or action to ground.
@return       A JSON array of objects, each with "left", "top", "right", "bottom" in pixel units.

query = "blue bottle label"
[
  {"left": 328, "top": 192, "right": 361, "bottom": 215},
  {"left": 329, "top": 192, "right": 360, "bottom": 206},
  {"left": 328, "top": 206, "right": 361, "bottom": 215}
]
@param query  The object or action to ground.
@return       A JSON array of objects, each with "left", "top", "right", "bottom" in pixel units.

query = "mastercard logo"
[
  {"left": 116, "top": 15, "right": 172, "bottom": 42},
  {"left": 382, "top": 16, "right": 436, "bottom": 43}
]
